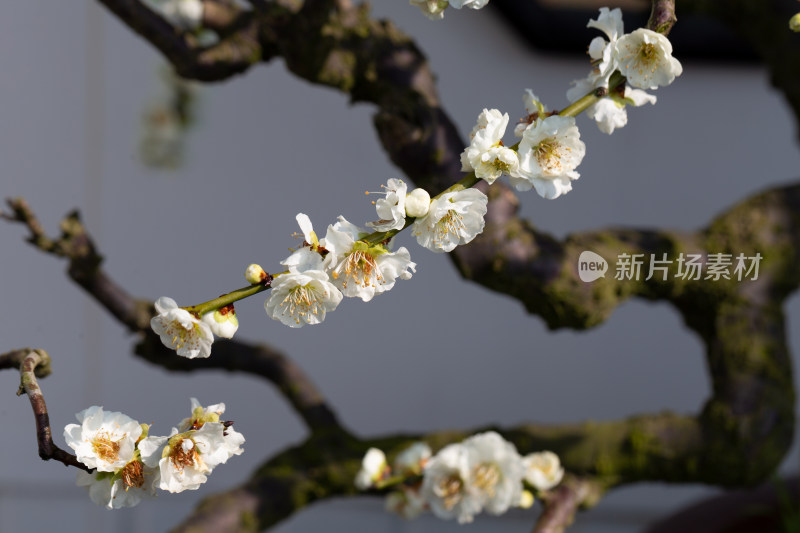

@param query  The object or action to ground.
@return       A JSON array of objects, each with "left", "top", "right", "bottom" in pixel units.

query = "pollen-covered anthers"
[
  {"left": 91, "top": 432, "right": 121, "bottom": 463},
  {"left": 434, "top": 475, "right": 464, "bottom": 511},
  {"left": 332, "top": 250, "right": 382, "bottom": 289},
  {"left": 279, "top": 285, "right": 325, "bottom": 323},
  {"left": 121, "top": 460, "right": 145, "bottom": 490},
  {"left": 472, "top": 463, "right": 500, "bottom": 498},
  {"left": 534, "top": 139, "right": 571, "bottom": 174},
  {"left": 433, "top": 210, "right": 466, "bottom": 248},
  {"left": 170, "top": 438, "right": 202, "bottom": 472}
]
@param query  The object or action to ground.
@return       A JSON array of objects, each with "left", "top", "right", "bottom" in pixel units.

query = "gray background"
[{"left": 1, "top": 1, "right": 800, "bottom": 532}]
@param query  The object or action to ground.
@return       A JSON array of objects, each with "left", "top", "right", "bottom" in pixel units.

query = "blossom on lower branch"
[
  {"left": 355, "top": 432, "right": 561, "bottom": 524},
  {"left": 66, "top": 401, "right": 243, "bottom": 508}
]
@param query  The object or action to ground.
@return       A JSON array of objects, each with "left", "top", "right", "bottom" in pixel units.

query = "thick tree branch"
[
  {"left": 0, "top": 348, "right": 89, "bottom": 471},
  {"left": 532, "top": 477, "right": 604, "bottom": 533}
]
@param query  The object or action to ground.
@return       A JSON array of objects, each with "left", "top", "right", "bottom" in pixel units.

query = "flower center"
[
  {"left": 280, "top": 284, "right": 324, "bottom": 323},
  {"left": 434, "top": 474, "right": 464, "bottom": 511},
  {"left": 170, "top": 438, "right": 200, "bottom": 470},
  {"left": 336, "top": 250, "right": 381, "bottom": 288},
  {"left": 434, "top": 210, "right": 465, "bottom": 247},
  {"left": 639, "top": 42, "right": 657, "bottom": 63},
  {"left": 91, "top": 432, "right": 121, "bottom": 463},
  {"left": 535, "top": 139, "right": 567, "bottom": 174},
  {"left": 121, "top": 460, "right": 145, "bottom": 490},
  {"left": 473, "top": 463, "right": 500, "bottom": 497}
]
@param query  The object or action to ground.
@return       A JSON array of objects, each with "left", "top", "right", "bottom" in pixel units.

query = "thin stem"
[{"left": 184, "top": 281, "right": 272, "bottom": 315}]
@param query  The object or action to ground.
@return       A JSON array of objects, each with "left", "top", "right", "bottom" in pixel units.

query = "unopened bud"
[
  {"left": 202, "top": 305, "right": 238, "bottom": 339},
  {"left": 518, "top": 490, "right": 535, "bottom": 509},
  {"left": 791, "top": 13, "right": 800, "bottom": 32},
  {"left": 405, "top": 188, "right": 431, "bottom": 218},
  {"left": 245, "top": 263, "right": 267, "bottom": 284}
]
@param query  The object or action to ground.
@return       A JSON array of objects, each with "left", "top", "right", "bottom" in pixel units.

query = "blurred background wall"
[{"left": 1, "top": 1, "right": 800, "bottom": 531}]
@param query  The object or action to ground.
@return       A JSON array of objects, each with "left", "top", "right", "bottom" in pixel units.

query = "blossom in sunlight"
[
  {"left": 142, "top": 0, "right": 203, "bottom": 30},
  {"left": 177, "top": 398, "right": 245, "bottom": 462},
  {"left": 514, "top": 89, "right": 547, "bottom": 137},
  {"left": 420, "top": 442, "right": 483, "bottom": 524},
  {"left": 394, "top": 442, "right": 432, "bottom": 476},
  {"left": 64, "top": 406, "right": 143, "bottom": 472},
  {"left": 450, "top": 0, "right": 490, "bottom": 10},
  {"left": 367, "top": 178, "right": 408, "bottom": 232},
  {"left": 461, "top": 109, "right": 521, "bottom": 184},
  {"left": 139, "top": 423, "right": 235, "bottom": 493},
  {"left": 323, "top": 216, "right": 416, "bottom": 302},
  {"left": 76, "top": 460, "right": 159, "bottom": 509},
  {"left": 522, "top": 451, "right": 564, "bottom": 491},
  {"left": 413, "top": 188, "right": 488, "bottom": 253},
  {"left": 264, "top": 268, "right": 343, "bottom": 328},
  {"left": 462, "top": 431, "right": 524, "bottom": 517},
  {"left": 354, "top": 448, "right": 389, "bottom": 490},
  {"left": 614, "top": 28, "right": 683, "bottom": 90},
  {"left": 585, "top": 7, "right": 625, "bottom": 88},
  {"left": 150, "top": 296, "right": 214, "bottom": 359},
  {"left": 410, "top": 0, "right": 448, "bottom": 20},
  {"left": 567, "top": 77, "right": 657, "bottom": 134},
  {"left": 201, "top": 304, "right": 238, "bottom": 339},
  {"left": 405, "top": 188, "right": 431, "bottom": 218},
  {"left": 513, "top": 115, "right": 585, "bottom": 199}
]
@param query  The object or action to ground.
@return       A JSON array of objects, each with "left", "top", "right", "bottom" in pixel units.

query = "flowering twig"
[{"left": 0, "top": 348, "right": 90, "bottom": 471}]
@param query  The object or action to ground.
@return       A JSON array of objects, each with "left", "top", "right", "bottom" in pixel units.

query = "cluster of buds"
[
  {"left": 64, "top": 400, "right": 244, "bottom": 509},
  {"left": 354, "top": 431, "right": 565, "bottom": 523}
]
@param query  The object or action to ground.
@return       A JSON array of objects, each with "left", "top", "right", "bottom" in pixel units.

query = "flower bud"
[
  {"left": 245, "top": 263, "right": 266, "bottom": 284},
  {"left": 405, "top": 188, "right": 431, "bottom": 218},
  {"left": 791, "top": 13, "right": 800, "bottom": 32},
  {"left": 518, "top": 490, "right": 535, "bottom": 509},
  {"left": 202, "top": 305, "right": 238, "bottom": 339}
]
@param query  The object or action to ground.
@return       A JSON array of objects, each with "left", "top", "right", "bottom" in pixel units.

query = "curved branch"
[
  {"left": 1, "top": 348, "right": 89, "bottom": 471},
  {"left": 533, "top": 477, "right": 603, "bottom": 533},
  {"left": 2, "top": 198, "right": 341, "bottom": 433}
]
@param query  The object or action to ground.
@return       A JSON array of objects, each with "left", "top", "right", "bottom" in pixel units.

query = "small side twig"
[
  {"left": 532, "top": 477, "right": 603, "bottom": 533},
  {"left": 1, "top": 348, "right": 89, "bottom": 471}
]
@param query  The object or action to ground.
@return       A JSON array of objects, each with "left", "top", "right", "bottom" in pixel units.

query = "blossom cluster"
[
  {"left": 354, "top": 431, "right": 564, "bottom": 523},
  {"left": 64, "top": 400, "right": 244, "bottom": 509},
  {"left": 148, "top": 7, "right": 682, "bottom": 346},
  {"left": 410, "top": 0, "right": 489, "bottom": 20},
  {"left": 567, "top": 7, "right": 682, "bottom": 134}
]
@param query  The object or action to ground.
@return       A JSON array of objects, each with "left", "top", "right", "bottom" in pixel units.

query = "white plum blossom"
[
  {"left": 614, "top": 28, "right": 683, "bottom": 90},
  {"left": 514, "top": 89, "right": 547, "bottom": 137},
  {"left": 150, "top": 296, "right": 214, "bottom": 359},
  {"left": 265, "top": 268, "right": 343, "bottom": 327},
  {"left": 567, "top": 77, "right": 657, "bottom": 134},
  {"left": 394, "top": 441, "right": 432, "bottom": 475},
  {"left": 585, "top": 7, "right": 625, "bottom": 88},
  {"left": 177, "top": 398, "right": 245, "bottom": 462},
  {"left": 413, "top": 188, "right": 488, "bottom": 253},
  {"left": 385, "top": 486, "right": 427, "bottom": 520},
  {"left": 142, "top": 0, "right": 203, "bottom": 30},
  {"left": 201, "top": 305, "right": 238, "bottom": 339},
  {"left": 140, "top": 423, "right": 233, "bottom": 493},
  {"left": 460, "top": 109, "right": 521, "bottom": 184},
  {"left": 513, "top": 115, "right": 585, "bottom": 199},
  {"left": 462, "top": 432, "right": 524, "bottom": 516},
  {"left": 367, "top": 178, "right": 408, "bottom": 232},
  {"left": 294, "top": 213, "right": 321, "bottom": 250},
  {"left": 450, "top": 0, "right": 490, "bottom": 9},
  {"left": 410, "top": 0, "right": 448, "bottom": 20},
  {"left": 405, "top": 188, "right": 431, "bottom": 218},
  {"left": 76, "top": 460, "right": 159, "bottom": 509},
  {"left": 354, "top": 448, "right": 389, "bottom": 490},
  {"left": 420, "top": 443, "right": 483, "bottom": 524},
  {"left": 64, "top": 406, "right": 143, "bottom": 472},
  {"left": 522, "top": 451, "right": 564, "bottom": 491},
  {"left": 323, "top": 216, "right": 416, "bottom": 302}
]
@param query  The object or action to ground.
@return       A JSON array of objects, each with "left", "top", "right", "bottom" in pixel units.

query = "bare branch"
[
  {"left": 1, "top": 348, "right": 89, "bottom": 471},
  {"left": 647, "top": 0, "right": 677, "bottom": 35},
  {"left": 533, "top": 478, "right": 604, "bottom": 533}
]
